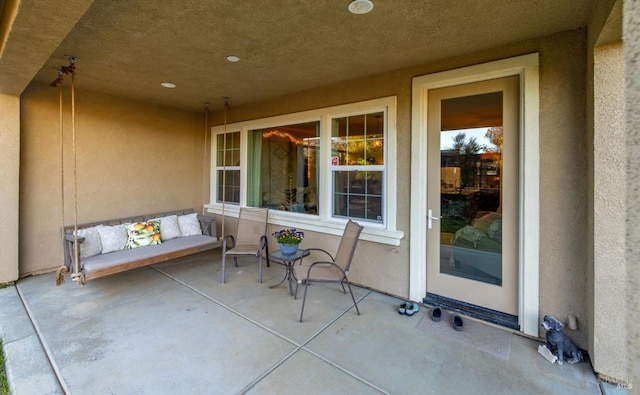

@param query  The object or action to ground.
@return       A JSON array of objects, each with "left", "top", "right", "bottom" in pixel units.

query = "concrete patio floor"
[{"left": 0, "top": 250, "right": 619, "bottom": 394}]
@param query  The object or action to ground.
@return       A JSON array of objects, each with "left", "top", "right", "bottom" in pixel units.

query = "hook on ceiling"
[{"left": 49, "top": 56, "right": 78, "bottom": 87}]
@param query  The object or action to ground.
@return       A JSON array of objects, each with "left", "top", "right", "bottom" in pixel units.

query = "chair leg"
[
  {"left": 234, "top": 257, "right": 238, "bottom": 267},
  {"left": 299, "top": 281, "right": 310, "bottom": 322},
  {"left": 257, "top": 253, "right": 263, "bottom": 283},
  {"left": 340, "top": 282, "right": 347, "bottom": 293},
  {"left": 221, "top": 254, "right": 226, "bottom": 283},
  {"left": 345, "top": 281, "right": 360, "bottom": 315}
]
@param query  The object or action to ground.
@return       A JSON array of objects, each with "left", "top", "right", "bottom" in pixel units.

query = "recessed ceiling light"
[
  {"left": 348, "top": 0, "right": 374, "bottom": 14},
  {"left": 226, "top": 55, "right": 240, "bottom": 63},
  {"left": 160, "top": 82, "right": 176, "bottom": 88}
]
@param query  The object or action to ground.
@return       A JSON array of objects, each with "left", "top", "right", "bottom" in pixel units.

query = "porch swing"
[{"left": 54, "top": 58, "right": 221, "bottom": 286}]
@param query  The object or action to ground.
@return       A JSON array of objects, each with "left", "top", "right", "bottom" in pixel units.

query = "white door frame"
[{"left": 409, "top": 53, "right": 540, "bottom": 336}]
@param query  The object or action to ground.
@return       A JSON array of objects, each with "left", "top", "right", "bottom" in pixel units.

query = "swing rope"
[
  {"left": 220, "top": 98, "right": 230, "bottom": 240},
  {"left": 202, "top": 103, "right": 209, "bottom": 216},
  {"left": 55, "top": 71, "right": 68, "bottom": 285},
  {"left": 68, "top": 61, "right": 85, "bottom": 285},
  {"left": 53, "top": 57, "right": 84, "bottom": 286}
]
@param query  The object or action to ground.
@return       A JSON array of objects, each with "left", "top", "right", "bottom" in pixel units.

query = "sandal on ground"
[
  {"left": 405, "top": 303, "right": 420, "bottom": 317},
  {"left": 398, "top": 301, "right": 410, "bottom": 314}
]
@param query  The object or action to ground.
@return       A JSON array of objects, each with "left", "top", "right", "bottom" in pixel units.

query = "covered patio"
[{"left": 1, "top": 251, "right": 608, "bottom": 394}]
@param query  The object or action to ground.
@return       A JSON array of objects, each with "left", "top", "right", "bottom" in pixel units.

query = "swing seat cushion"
[{"left": 82, "top": 235, "right": 217, "bottom": 275}]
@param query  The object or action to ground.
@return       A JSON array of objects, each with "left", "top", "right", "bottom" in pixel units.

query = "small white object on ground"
[{"left": 538, "top": 344, "right": 558, "bottom": 364}]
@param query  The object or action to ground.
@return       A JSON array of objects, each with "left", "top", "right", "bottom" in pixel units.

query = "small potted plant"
[{"left": 272, "top": 228, "right": 304, "bottom": 255}]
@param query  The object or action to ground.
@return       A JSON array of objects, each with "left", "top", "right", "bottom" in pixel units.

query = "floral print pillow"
[{"left": 125, "top": 220, "right": 162, "bottom": 250}]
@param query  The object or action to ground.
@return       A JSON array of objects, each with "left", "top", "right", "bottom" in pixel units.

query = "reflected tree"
[{"left": 448, "top": 132, "right": 485, "bottom": 187}]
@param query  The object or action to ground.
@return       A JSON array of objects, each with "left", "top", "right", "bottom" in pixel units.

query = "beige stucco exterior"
[
  {"left": 2, "top": 0, "right": 637, "bottom": 386},
  {"left": 625, "top": 0, "right": 640, "bottom": 388},
  {"left": 0, "top": 93, "right": 20, "bottom": 283},
  {"left": 591, "top": 41, "right": 626, "bottom": 378}
]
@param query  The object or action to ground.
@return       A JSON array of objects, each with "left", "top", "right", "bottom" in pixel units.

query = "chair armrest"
[
  {"left": 259, "top": 235, "right": 270, "bottom": 266},
  {"left": 304, "top": 260, "right": 346, "bottom": 279},
  {"left": 222, "top": 235, "right": 236, "bottom": 252},
  {"left": 301, "top": 248, "right": 334, "bottom": 262}
]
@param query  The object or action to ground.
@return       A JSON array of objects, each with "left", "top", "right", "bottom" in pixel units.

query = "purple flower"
[{"left": 272, "top": 228, "right": 304, "bottom": 245}]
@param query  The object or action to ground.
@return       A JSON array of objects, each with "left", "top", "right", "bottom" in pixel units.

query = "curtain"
[{"left": 246, "top": 129, "right": 263, "bottom": 207}]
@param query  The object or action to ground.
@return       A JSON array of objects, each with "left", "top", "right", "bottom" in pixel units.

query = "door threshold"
[{"left": 423, "top": 293, "right": 520, "bottom": 330}]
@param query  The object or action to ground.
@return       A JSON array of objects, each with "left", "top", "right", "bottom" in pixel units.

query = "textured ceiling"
[{"left": 2, "top": 0, "right": 594, "bottom": 112}]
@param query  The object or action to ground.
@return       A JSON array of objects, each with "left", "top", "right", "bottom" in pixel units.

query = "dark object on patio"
[
  {"left": 430, "top": 307, "right": 442, "bottom": 322},
  {"left": 221, "top": 207, "right": 270, "bottom": 283},
  {"left": 541, "top": 315, "right": 584, "bottom": 365},
  {"left": 294, "top": 220, "right": 364, "bottom": 322},
  {"left": 452, "top": 314, "right": 464, "bottom": 331}
]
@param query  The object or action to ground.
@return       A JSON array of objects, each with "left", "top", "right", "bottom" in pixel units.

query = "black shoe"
[
  {"left": 452, "top": 314, "right": 464, "bottom": 331},
  {"left": 430, "top": 307, "right": 442, "bottom": 322}
]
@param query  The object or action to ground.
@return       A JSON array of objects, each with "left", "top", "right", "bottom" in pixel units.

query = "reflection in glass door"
[
  {"left": 426, "top": 76, "right": 519, "bottom": 316},
  {"left": 440, "top": 92, "right": 504, "bottom": 286}
]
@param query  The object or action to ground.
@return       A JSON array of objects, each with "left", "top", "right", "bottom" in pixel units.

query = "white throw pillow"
[
  {"left": 150, "top": 215, "right": 182, "bottom": 241},
  {"left": 177, "top": 213, "right": 202, "bottom": 236},
  {"left": 96, "top": 224, "right": 127, "bottom": 253},
  {"left": 74, "top": 226, "right": 102, "bottom": 258}
]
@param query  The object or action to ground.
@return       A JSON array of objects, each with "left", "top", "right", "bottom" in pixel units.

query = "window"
[
  {"left": 208, "top": 97, "right": 401, "bottom": 245},
  {"left": 215, "top": 131, "right": 240, "bottom": 204},
  {"left": 247, "top": 122, "right": 320, "bottom": 214},
  {"left": 332, "top": 112, "right": 384, "bottom": 223}
]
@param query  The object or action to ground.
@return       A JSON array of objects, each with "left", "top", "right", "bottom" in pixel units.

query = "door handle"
[{"left": 428, "top": 209, "right": 441, "bottom": 229}]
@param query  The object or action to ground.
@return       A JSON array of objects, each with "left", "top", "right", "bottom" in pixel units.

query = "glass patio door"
[{"left": 426, "top": 76, "right": 519, "bottom": 315}]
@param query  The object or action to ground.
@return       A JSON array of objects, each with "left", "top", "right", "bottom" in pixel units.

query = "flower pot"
[{"left": 279, "top": 243, "right": 299, "bottom": 255}]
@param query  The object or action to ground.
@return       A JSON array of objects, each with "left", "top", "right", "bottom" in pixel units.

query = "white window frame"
[
  {"left": 214, "top": 130, "right": 241, "bottom": 205},
  {"left": 207, "top": 96, "right": 404, "bottom": 245},
  {"left": 329, "top": 112, "right": 386, "bottom": 225}
]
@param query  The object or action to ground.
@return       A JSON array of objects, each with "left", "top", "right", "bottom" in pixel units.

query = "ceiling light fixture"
[
  {"left": 226, "top": 55, "right": 240, "bottom": 63},
  {"left": 160, "top": 82, "right": 176, "bottom": 88},
  {"left": 348, "top": 0, "right": 374, "bottom": 14}
]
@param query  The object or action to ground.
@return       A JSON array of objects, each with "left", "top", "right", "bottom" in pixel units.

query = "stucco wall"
[
  {"left": 19, "top": 84, "right": 205, "bottom": 276},
  {"left": 592, "top": 42, "right": 626, "bottom": 378},
  {"left": 584, "top": 0, "right": 627, "bottom": 383},
  {"left": 536, "top": 33, "right": 588, "bottom": 346},
  {"left": 0, "top": 93, "right": 20, "bottom": 283},
  {"left": 625, "top": 0, "right": 640, "bottom": 387}
]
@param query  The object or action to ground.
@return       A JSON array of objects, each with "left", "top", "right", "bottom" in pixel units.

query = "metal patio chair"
[
  {"left": 221, "top": 207, "right": 269, "bottom": 283},
  {"left": 293, "top": 220, "right": 364, "bottom": 322}
]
